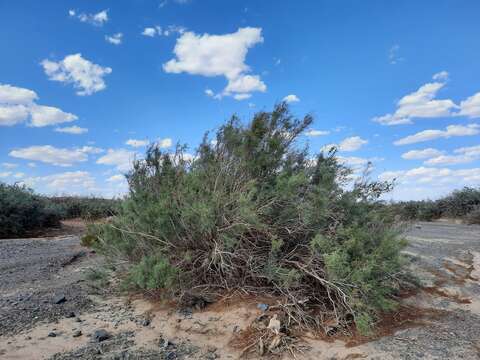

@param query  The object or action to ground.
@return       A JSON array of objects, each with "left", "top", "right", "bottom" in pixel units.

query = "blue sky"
[{"left": 1, "top": 0, "right": 479, "bottom": 200}]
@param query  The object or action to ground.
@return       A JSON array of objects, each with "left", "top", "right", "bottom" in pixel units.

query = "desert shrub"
[
  {"left": 0, "top": 182, "right": 64, "bottom": 238},
  {"left": 90, "top": 103, "right": 407, "bottom": 334},
  {"left": 392, "top": 187, "right": 480, "bottom": 222},
  {"left": 123, "top": 254, "right": 178, "bottom": 290},
  {"left": 393, "top": 200, "right": 442, "bottom": 221},
  {"left": 437, "top": 187, "right": 480, "bottom": 217},
  {"left": 466, "top": 206, "right": 480, "bottom": 225},
  {"left": 49, "top": 196, "right": 120, "bottom": 220},
  {"left": 81, "top": 233, "right": 99, "bottom": 247}
]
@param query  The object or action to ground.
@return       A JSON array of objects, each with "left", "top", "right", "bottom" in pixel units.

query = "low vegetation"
[
  {"left": 391, "top": 187, "right": 480, "bottom": 224},
  {"left": 87, "top": 103, "right": 408, "bottom": 335},
  {"left": 0, "top": 183, "right": 119, "bottom": 238},
  {"left": 49, "top": 196, "right": 119, "bottom": 220},
  {"left": 0, "top": 183, "right": 63, "bottom": 238}
]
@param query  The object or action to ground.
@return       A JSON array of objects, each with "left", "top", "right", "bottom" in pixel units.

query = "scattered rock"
[
  {"left": 48, "top": 331, "right": 57, "bottom": 337},
  {"left": 53, "top": 295, "right": 67, "bottom": 304},
  {"left": 92, "top": 329, "right": 111, "bottom": 342},
  {"left": 66, "top": 311, "right": 76, "bottom": 318},
  {"left": 142, "top": 318, "right": 151, "bottom": 327},
  {"left": 73, "top": 330, "right": 82, "bottom": 338}
]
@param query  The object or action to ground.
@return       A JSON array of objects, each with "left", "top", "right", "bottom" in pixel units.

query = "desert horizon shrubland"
[
  {"left": 0, "top": 185, "right": 120, "bottom": 238},
  {"left": 391, "top": 187, "right": 480, "bottom": 224}
]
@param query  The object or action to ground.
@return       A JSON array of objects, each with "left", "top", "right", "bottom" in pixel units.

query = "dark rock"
[
  {"left": 72, "top": 330, "right": 82, "bottom": 338},
  {"left": 53, "top": 295, "right": 66, "bottom": 304},
  {"left": 93, "top": 329, "right": 111, "bottom": 342},
  {"left": 142, "top": 319, "right": 151, "bottom": 327},
  {"left": 166, "top": 351, "right": 177, "bottom": 360},
  {"left": 48, "top": 331, "right": 57, "bottom": 337},
  {"left": 66, "top": 311, "right": 76, "bottom": 318}
]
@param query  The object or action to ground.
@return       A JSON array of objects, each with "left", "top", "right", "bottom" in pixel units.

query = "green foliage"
[
  {"left": 124, "top": 254, "right": 178, "bottom": 290},
  {"left": 49, "top": 196, "right": 119, "bottom": 220},
  {"left": 392, "top": 187, "right": 480, "bottom": 222},
  {"left": 92, "top": 103, "right": 406, "bottom": 333},
  {"left": 355, "top": 312, "right": 374, "bottom": 336},
  {"left": 81, "top": 233, "right": 98, "bottom": 247},
  {"left": 0, "top": 182, "right": 64, "bottom": 238}
]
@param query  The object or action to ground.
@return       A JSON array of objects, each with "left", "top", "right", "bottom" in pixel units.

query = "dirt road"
[{"left": 0, "top": 221, "right": 479, "bottom": 359}]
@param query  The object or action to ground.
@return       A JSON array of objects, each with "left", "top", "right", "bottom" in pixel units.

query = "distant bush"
[
  {"left": 392, "top": 187, "right": 480, "bottom": 222},
  {"left": 0, "top": 182, "right": 64, "bottom": 238},
  {"left": 89, "top": 104, "right": 407, "bottom": 334},
  {"left": 466, "top": 206, "right": 480, "bottom": 225},
  {"left": 390, "top": 200, "right": 442, "bottom": 221},
  {"left": 49, "top": 196, "right": 120, "bottom": 220},
  {"left": 437, "top": 187, "right": 480, "bottom": 218}
]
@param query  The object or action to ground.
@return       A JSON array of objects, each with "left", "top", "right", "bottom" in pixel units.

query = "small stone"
[
  {"left": 73, "top": 330, "right": 82, "bottom": 338},
  {"left": 66, "top": 311, "right": 76, "bottom": 318},
  {"left": 92, "top": 329, "right": 110, "bottom": 342},
  {"left": 53, "top": 295, "right": 66, "bottom": 304},
  {"left": 166, "top": 352, "right": 177, "bottom": 360},
  {"left": 142, "top": 319, "right": 151, "bottom": 327},
  {"left": 48, "top": 332, "right": 57, "bottom": 337}
]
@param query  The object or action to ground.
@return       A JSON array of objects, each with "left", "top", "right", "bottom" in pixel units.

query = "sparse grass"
[{"left": 85, "top": 267, "right": 110, "bottom": 289}]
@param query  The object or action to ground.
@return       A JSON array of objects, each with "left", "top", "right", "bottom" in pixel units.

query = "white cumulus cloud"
[
  {"left": 379, "top": 167, "right": 480, "bottom": 200},
  {"left": 401, "top": 148, "right": 444, "bottom": 160},
  {"left": 283, "top": 94, "right": 300, "bottom": 103},
  {"left": 0, "top": 84, "right": 78, "bottom": 127},
  {"left": 1, "top": 162, "right": 18, "bottom": 169},
  {"left": 105, "top": 33, "right": 123, "bottom": 45},
  {"left": 41, "top": 54, "right": 112, "bottom": 96},
  {"left": 126, "top": 139, "right": 149, "bottom": 148},
  {"left": 0, "top": 84, "right": 38, "bottom": 104},
  {"left": 323, "top": 136, "right": 368, "bottom": 152},
  {"left": 163, "top": 27, "right": 266, "bottom": 100},
  {"left": 421, "top": 144, "right": 480, "bottom": 166},
  {"left": 106, "top": 174, "right": 125, "bottom": 182},
  {"left": 29, "top": 105, "right": 77, "bottom": 127},
  {"left": 457, "top": 92, "right": 480, "bottom": 119},
  {"left": 305, "top": 129, "right": 330, "bottom": 137},
  {"left": 70, "top": 9, "right": 108, "bottom": 26},
  {"left": 54, "top": 125, "right": 88, "bottom": 134},
  {"left": 156, "top": 138, "right": 172, "bottom": 148},
  {"left": 394, "top": 124, "right": 480, "bottom": 145},
  {"left": 142, "top": 25, "right": 185, "bottom": 37},
  {"left": 373, "top": 73, "right": 458, "bottom": 125},
  {"left": 97, "top": 149, "right": 136, "bottom": 172},
  {"left": 9, "top": 145, "right": 102, "bottom": 167}
]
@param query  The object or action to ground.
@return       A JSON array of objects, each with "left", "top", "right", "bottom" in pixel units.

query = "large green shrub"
[
  {"left": 0, "top": 182, "right": 64, "bottom": 238},
  {"left": 90, "top": 104, "right": 407, "bottom": 333}
]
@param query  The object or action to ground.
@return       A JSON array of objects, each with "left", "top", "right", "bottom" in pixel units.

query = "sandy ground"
[{"left": 1, "top": 221, "right": 480, "bottom": 359}]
